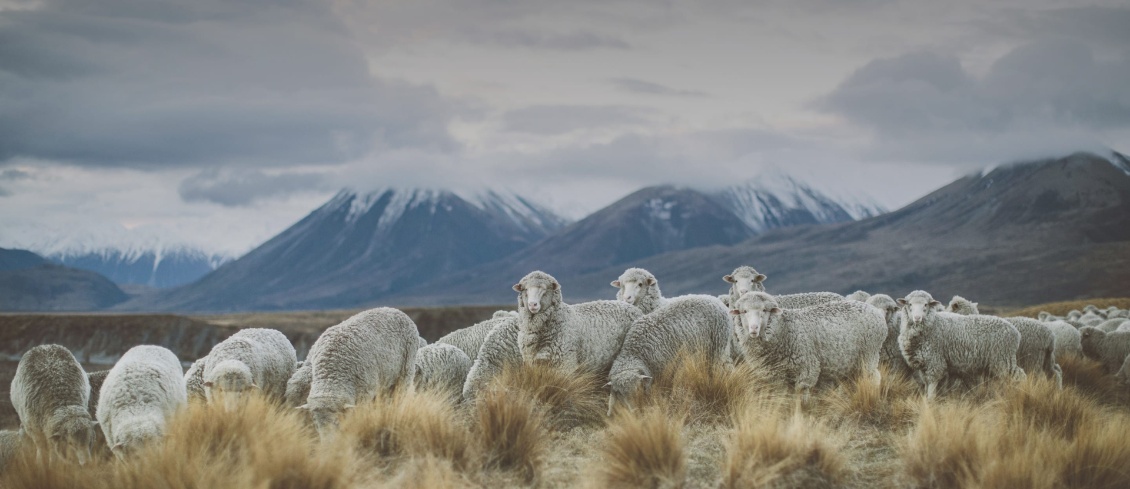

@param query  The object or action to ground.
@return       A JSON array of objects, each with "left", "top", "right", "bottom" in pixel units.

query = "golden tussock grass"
[
  {"left": 816, "top": 364, "right": 920, "bottom": 429},
  {"left": 649, "top": 350, "right": 782, "bottom": 424},
  {"left": 722, "top": 402, "right": 849, "bottom": 489},
  {"left": 489, "top": 362, "right": 606, "bottom": 431},
  {"left": 471, "top": 383, "right": 548, "bottom": 482},
  {"left": 590, "top": 406, "right": 687, "bottom": 489},
  {"left": 334, "top": 389, "right": 475, "bottom": 471},
  {"left": 1058, "top": 354, "right": 1130, "bottom": 405}
]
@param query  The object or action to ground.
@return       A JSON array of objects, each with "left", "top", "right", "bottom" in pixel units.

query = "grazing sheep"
[
  {"left": 435, "top": 311, "right": 515, "bottom": 363},
  {"left": 948, "top": 296, "right": 1061, "bottom": 388},
  {"left": 202, "top": 328, "right": 297, "bottom": 408},
  {"left": 513, "top": 271, "right": 642, "bottom": 373},
  {"left": 413, "top": 343, "right": 472, "bottom": 401},
  {"left": 866, "top": 294, "right": 914, "bottom": 379},
  {"left": 462, "top": 315, "right": 521, "bottom": 403},
  {"left": 731, "top": 292, "right": 886, "bottom": 404},
  {"left": 846, "top": 290, "right": 872, "bottom": 302},
  {"left": 1043, "top": 320, "right": 1083, "bottom": 359},
  {"left": 1083, "top": 305, "right": 1102, "bottom": 315},
  {"left": 86, "top": 370, "right": 109, "bottom": 418},
  {"left": 417, "top": 337, "right": 428, "bottom": 349},
  {"left": 897, "top": 291, "right": 1024, "bottom": 399},
  {"left": 1079, "top": 328, "right": 1130, "bottom": 373},
  {"left": 297, "top": 308, "right": 419, "bottom": 440},
  {"left": 0, "top": 430, "right": 23, "bottom": 471},
  {"left": 284, "top": 361, "right": 312, "bottom": 408},
  {"left": 97, "top": 345, "right": 187, "bottom": 458},
  {"left": 184, "top": 358, "right": 207, "bottom": 403},
  {"left": 10, "top": 345, "right": 97, "bottom": 464},
  {"left": 1079, "top": 313, "right": 1105, "bottom": 327},
  {"left": 608, "top": 294, "right": 733, "bottom": 414},
  {"left": 1096, "top": 318, "right": 1130, "bottom": 333},
  {"left": 1110, "top": 309, "right": 1130, "bottom": 319},
  {"left": 775, "top": 291, "right": 846, "bottom": 310},
  {"left": 1066, "top": 310, "right": 1083, "bottom": 321}
]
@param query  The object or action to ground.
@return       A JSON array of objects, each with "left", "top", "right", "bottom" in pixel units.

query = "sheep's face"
[
  {"left": 606, "top": 370, "right": 652, "bottom": 416},
  {"left": 48, "top": 411, "right": 96, "bottom": 465},
  {"left": 1079, "top": 327, "right": 1102, "bottom": 357},
  {"left": 723, "top": 268, "right": 766, "bottom": 299},
  {"left": 514, "top": 272, "right": 559, "bottom": 315},
  {"left": 1067, "top": 311, "right": 1082, "bottom": 321},
  {"left": 897, "top": 292, "right": 939, "bottom": 327},
  {"left": 204, "top": 360, "right": 257, "bottom": 411},
  {"left": 301, "top": 397, "right": 355, "bottom": 440},
  {"left": 731, "top": 292, "right": 780, "bottom": 339},
  {"left": 611, "top": 269, "right": 655, "bottom": 306},
  {"left": 948, "top": 296, "right": 979, "bottom": 315},
  {"left": 111, "top": 422, "right": 162, "bottom": 460}
]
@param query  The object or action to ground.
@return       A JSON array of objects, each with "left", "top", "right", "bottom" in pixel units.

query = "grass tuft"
[
  {"left": 723, "top": 402, "right": 848, "bottom": 489},
  {"left": 334, "top": 389, "right": 475, "bottom": 471},
  {"left": 471, "top": 383, "right": 547, "bottom": 482},
  {"left": 592, "top": 407, "right": 686, "bottom": 489}
]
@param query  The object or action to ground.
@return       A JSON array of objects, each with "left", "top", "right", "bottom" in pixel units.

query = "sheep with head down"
[
  {"left": 10, "top": 344, "right": 98, "bottom": 464},
  {"left": 948, "top": 296, "right": 1062, "bottom": 388},
  {"left": 202, "top": 328, "right": 297, "bottom": 410}
]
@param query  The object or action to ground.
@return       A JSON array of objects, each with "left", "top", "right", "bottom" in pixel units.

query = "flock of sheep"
[{"left": 4, "top": 264, "right": 1130, "bottom": 468}]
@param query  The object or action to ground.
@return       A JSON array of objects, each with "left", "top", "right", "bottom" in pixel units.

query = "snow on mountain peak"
[{"left": 330, "top": 187, "right": 570, "bottom": 235}]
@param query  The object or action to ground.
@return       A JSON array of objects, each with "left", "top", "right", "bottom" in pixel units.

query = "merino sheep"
[
  {"left": 898, "top": 291, "right": 1024, "bottom": 399},
  {"left": 1043, "top": 320, "right": 1084, "bottom": 359},
  {"left": 608, "top": 294, "right": 733, "bottom": 414},
  {"left": 202, "top": 328, "right": 297, "bottom": 409},
  {"left": 184, "top": 358, "right": 207, "bottom": 404},
  {"left": 846, "top": 290, "right": 872, "bottom": 302},
  {"left": 417, "top": 337, "right": 428, "bottom": 349},
  {"left": 413, "top": 343, "right": 472, "bottom": 401},
  {"left": 462, "top": 315, "right": 521, "bottom": 403},
  {"left": 948, "top": 296, "right": 1061, "bottom": 388},
  {"left": 97, "top": 345, "right": 187, "bottom": 458},
  {"left": 284, "top": 361, "right": 312, "bottom": 408},
  {"left": 731, "top": 292, "right": 886, "bottom": 404},
  {"left": 10, "top": 345, "right": 97, "bottom": 464},
  {"left": 297, "top": 308, "right": 419, "bottom": 440},
  {"left": 1079, "top": 313, "right": 1105, "bottom": 327},
  {"left": 513, "top": 271, "right": 642, "bottom": 373},
  {"left": 1096, "top": 318, "right": 1130, "bottom": 333},
  {"left": 866, "top": 294, "right": 914, "bottom": 379},
  {"left": 723, "top": 266, "right": 844, "bottom": 309},
  {"left": 1079, "top": 328, "right": 1130, "bottom": 373},
  {"left": 435, "top": 311, "right": 515, "bottom": 363}
]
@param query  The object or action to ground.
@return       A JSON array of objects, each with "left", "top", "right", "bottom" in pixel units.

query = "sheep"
[
  {"left": 86, "top": 370, "right": 109, "bottom": 418},
  {"left": 846, "top": 290, "right": 872, "bottom": 302},
  {"left": 1078, "top": 312, "right": 1105, "bottom": 327},
  {"left": 0, "top": 430, "right": 23, "bottom": 472},
  {"left": 1083, "top": 305, "right": 1102, "bottom": 315},
  {"left": 1043, "top": 320, "right": 1083, "bottom": 359},
  {"left": 284, "top": 361, "right": 312, "bottom": 408},
  {"left": 722, "top": 266, "right": 844, "bottom": 310},
  {"left": 866, "top": 294, "right": 915, "bottom": 379},
  {"left": 730, "top": 292, "right": 886, "bottom": 404},
  {"left": 10, "top": 344, "right": 97, "bottom": 464},
  {"left": 607, "top": 294, "right": 733, "bottom": 414},
  {"left": 611, "top": 268, "right": 668, "bottom": 314},
  {"left": 297, "top": 307, "right": 419, "bottom": 440},
  {"left": 1066, "top": 310, "right": 1083, "bottom": 321},
  {"left": 202, "top": 328, "right": 297, "bottom": 409},
  {"left": 462, "top": 315, "right": 521, "bottom": 403},
  {"left": 435, "top": 311, "right": 516, "bottom": 363},
  {"left": 897, "top": 291, "right": 1024, "bottom": 399},
  {"left": 513, "top": 271, "right": 642, "bottom": 373},
  {"left": 97, "top": 345, "right": 187, "bottom": 458},
  {"left": 948, "top": 296, "right": 1061, "bottom": 388},
  {"left": 1110, "top": 309, "right": 1130, "bottom": 319},
  {"left": 1079, "top": 328, "right": 1130, "bottom": 373},
  {"left": 413, "top": 343, "right": 472, "bottom": 401},
  {"left": 417, "top": 337, "right": 428, "bottom": 349},
  {"left": 184, "top": 358, "right": 207, "bottom": 403},
  {"left": 1096, "top": 318, "right": 1129, "bottom": 333}
]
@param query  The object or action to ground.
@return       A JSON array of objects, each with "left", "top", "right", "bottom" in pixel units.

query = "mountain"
[
  {"left": 126, "top": 188, "right": 569, "bottom": 311},
  {"left": 712, "top": 168, "right": 885, "bottom": 232},
  {"left": 0, "top": 248, "right": 129, "bottom": 311},
  {"left": 47, "top": 248, "right": 230, "bottom": 288},
  {"left": 541, "top": 151, "right": 1130, "bottom": 308}
]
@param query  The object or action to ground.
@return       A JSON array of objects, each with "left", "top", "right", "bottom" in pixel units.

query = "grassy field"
[{"left": 1, "top": 300, "right": 1128, "bottom": 488}]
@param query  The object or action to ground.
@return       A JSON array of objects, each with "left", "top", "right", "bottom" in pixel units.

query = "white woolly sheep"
[
  {"left": 948, "top": 296, "right": 1061, "bottom": 388},
  {"left": 435, "top": 311, "right": 516, "bottom": 363},
  {"left": 731, "top": 292, "right": 886, "bottom": 404},
  {"left": 1079, "top": 312, "right": 1105, "bottom": 327},
  {"left": 513, "top": 271, "right": 642, "bottom": 373},
  {"left": 608, "top": 294, "right": 733, "bottom": 414},
  {"left": 1066, "top": 310, "right": 1083, "bottom": 321},
  {"left": 284, "top": 361, "right": 311, "bottom": 408},
  {"left": 846, "top": 290, "right": 872, "bottom": 302},
  {"left": 1079, "top": 328, "right": 1130, "bottom": 373},
  {"left": 184, "top": 358, "right": 207, "bottom": 403},
  {"left": 866, "top": 294, "right": 915, "bottom": 379},
  {"left": 417, "top": 336, "right": 428, "bottom": 349},
  {"left": 722, "top": 266, "right": 766, "bottom": 304},
  {"left": 1096, "top": 318, "right": 1129, "bottom": 332},
  {"left": 10, "top": 344, "right": 97, "bottom": 464},
  {"left": 413, "top": 343, "right": 472, "bottom": 401},
  {"left": 461, "top": 315, "right": 521, "bottom": 403},
  {"left": 297, "top": 308, "right": 419, "bottom": 440},
  {"left": 1042, "top": 319, "right": 1083, "bottom": 359},
  {"left": 202, "top": 328, "right": 297, "bottom": 409},
  {"left": 97, "top": 345, "right": 187, "bottom": 458},
  {"left": 898, "top": 291, "right": 1024, "bottom": 399}
]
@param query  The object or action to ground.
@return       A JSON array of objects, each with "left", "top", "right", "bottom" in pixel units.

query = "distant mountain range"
[
  {"left": 0, "top": 248, "right": 128, "bottom": 311},
  {"left": 47, "top": 248, "right": 229, "bottom": 289}
]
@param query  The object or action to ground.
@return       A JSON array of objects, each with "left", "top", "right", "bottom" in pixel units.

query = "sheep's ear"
[
  {"left": 928, "top": 300, "right": 941, "bottom": 308},
  {"left": 730, "top": 309, "right": 741, "bottom": 316},
  {"left": 602, "top": 382, "right": 612, "bottom": 391},
  {"left": 112, "top": 442, "right": 125, "bottom": 451},
  {"left": 896, "top": 298, "right": 908, "bottom": 306},
  {"left": 972, "top": 302, "right": 979, "bottom": 308},
  {"left": 343, "top": 404, "right": 356, "bottom": 411},
  {"left": 646, "top": 277, "right": 656, "bottom": 286},
  {"left": 723, "top": 274, "right": 735, "bottom": 283},
  {"left": 769, "top": 307, "right": 781, "bottom": 315},
  {"left": 203, "top": 381, "right": 213, "bottom": 388},
  {"left": 549, "top": 282, "right": 559, "bottom": 290},
  {"left": 754, "top": 274, "right": 766, "bottom": 283},
  {"left": 296, "top": 404, "right": 309, "bottom": 411},
  {"left": 512, "top": 283, "right": 524, "bottom": 292},
  {"left": 610, "top": 280, "right": 621, "bottom": 288},
  {"left": 950, "top": 303, "right": 960, "bottom": 311}
]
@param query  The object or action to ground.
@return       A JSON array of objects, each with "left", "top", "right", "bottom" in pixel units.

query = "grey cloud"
[
  {"left": 608, "top": 78, "right": 707, "bottom": 97},
  {"left": 816, "top": 40, "right": 1130, "bottom": 162},
  {"left": 462, "top": 28, "right": 630, "bottom": 50},
  {"left": 0, "top": 0, "right": 460, "bottom": 168},
  {"left": 501, "top": 105, "right": 653, "bottom": 135},
  {"left": 178, "top": 169, "right": 326, "bottom": 207},
  {"left": 0, "top": 169, "right": 31, "bottom": 181}
]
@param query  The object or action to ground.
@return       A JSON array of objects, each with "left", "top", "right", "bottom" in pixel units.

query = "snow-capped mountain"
[
  {"left": 711, "top": 166, "right": 886, "bottom": 233},
  {"left": 129, "top": 188, "right": 569, "bottom": 311}
]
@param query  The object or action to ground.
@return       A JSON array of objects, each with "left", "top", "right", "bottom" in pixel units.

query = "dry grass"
[
  {"left": 471, "top": 383, "right": 548, "bottom": 482},
  {"left": 591, "top": 406, "right": 687, "bottom": 489},
  {"left": 1007, "top": 297, "right": 1130, "bottom": 318},
  {"left": 645, "top": 350, "right": 782, "bottom": 425},
  {"left": 816, "top": 365, "right": 920, "bottom": 429},
  {"left": 722, "top": 402, "right": 849, "bottom": 489},
  {"left": 334, "top": 389, "right": 475, "bottom": 471},
  {"left": 1058, "top": 354, "right": 1130, "bottom": 406},
  {"left": 489, "top": 362, "right": 606, "bottom": 431}
]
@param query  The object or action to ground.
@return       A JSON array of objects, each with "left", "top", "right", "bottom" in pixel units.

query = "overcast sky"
[{"left": 2, "top": 0, "right": 1128, "bottom": 256}]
